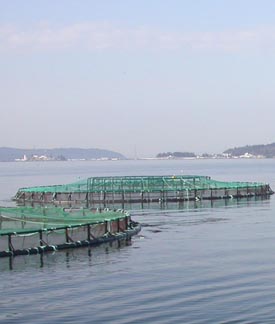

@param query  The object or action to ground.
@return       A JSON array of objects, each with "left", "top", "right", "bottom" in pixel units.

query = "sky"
[{"left": 1, "top": 0, "right": 275, "bottom": 158}]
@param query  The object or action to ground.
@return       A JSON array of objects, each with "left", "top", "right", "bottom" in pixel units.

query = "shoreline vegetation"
[
  {"left": 0, "top": 147, "right": 125, "bottom": 162},
  {"left": 1, "top": 143, "right": 275, "bottom": 162}
]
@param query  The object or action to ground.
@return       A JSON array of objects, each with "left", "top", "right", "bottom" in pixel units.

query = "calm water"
[{"left": 1, "top": 159, "right": 275, "bottom": 323}]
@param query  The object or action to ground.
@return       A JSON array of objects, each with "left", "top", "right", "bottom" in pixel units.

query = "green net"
[
  {"left": 0, "top": 206, "right": 129, "bottom": 236},
  {"left": 16, "top": 175, "right": 267, "bottom": 194}
]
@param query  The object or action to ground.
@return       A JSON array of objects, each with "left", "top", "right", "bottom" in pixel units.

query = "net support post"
[{"left": 8, "top": 234, "right": 14, "bottom": 255}]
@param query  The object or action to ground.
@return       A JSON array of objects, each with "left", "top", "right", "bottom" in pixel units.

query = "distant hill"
[
  {"left": 0, "top": 147, "right": 126, "bottom": 162},
  {"left": 224, "top": 143, "right": 275, "bottom": 158}
]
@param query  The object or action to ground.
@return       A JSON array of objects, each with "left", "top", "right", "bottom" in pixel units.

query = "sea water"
[{"left": 1, "top": 159, "right": 275, "bottom": 323}]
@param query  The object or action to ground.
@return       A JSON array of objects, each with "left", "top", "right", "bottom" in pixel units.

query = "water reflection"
[
  {"left": 148, "top": 195, "right": 271, "bottom": 211},
  {"left": 0, "top": 239, "right": 134, "bottom": 272}
]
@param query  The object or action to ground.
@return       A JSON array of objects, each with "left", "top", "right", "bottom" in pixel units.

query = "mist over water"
[{"left": 1, "top": 159, "right": 275, "bottom": 323}]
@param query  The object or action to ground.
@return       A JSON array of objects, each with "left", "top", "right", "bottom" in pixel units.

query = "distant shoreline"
[{"left": 0, "top": 156, "right": 272, "bottom": 163}]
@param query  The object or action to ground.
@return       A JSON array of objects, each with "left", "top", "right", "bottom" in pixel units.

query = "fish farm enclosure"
[
  {"left": 2, "top": 174, "right": 274, "bottom": 258},
  {"left": 14, "top": 175, "right": 273, "bottom": 207},
  {"left": 0, "top": 206, "right": 140, "bottom": 257}
]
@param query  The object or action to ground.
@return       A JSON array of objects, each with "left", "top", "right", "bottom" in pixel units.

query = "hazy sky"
[{"left": 1, "top": 1, "right": 275, "bottom": 158}]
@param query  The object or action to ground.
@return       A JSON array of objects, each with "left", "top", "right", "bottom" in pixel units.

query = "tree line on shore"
[{"left": 157, "top": 142, "right": 275, "bottom": 159}]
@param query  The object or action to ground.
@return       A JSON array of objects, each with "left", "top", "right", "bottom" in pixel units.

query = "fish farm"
[
  {"left": 0, "top": 206, "right": 141, "bottom": 257},
  {"left": 14, "top": 175, "right": 274, "bottom": 207},
  {"left": 3, "top": 174, "right": 274, "bottom": 258}
]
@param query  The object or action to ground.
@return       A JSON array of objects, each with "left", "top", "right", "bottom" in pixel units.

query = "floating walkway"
[
  {"left": 14, "top": 175, "right": 274, "bottom": 207},
  {"left": 0, "top": 206, "right": 141, "bottom": 257}
]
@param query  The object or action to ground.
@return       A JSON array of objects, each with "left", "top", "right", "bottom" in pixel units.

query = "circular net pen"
[
  {"left": 13, "top": 175, "right": 274, "bottom": 207},
  {"left": 0, "top": 206, "right": 141, "bottom": 257}
]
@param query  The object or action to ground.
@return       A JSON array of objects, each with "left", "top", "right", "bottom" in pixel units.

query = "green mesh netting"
[
  {"left": 0, "top": 206, "right": 128, "bottom": 236},
  {"left": 16, "top": 175, "right": 266, "bottom": 194}
]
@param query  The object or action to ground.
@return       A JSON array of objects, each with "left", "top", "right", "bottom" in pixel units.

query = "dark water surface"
[{"left": 1, "top": 159, "right": 275, "bottom": 323}]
